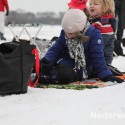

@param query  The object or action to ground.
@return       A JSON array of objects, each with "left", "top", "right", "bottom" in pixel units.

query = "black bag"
[{"left": 0, "top": 42, "right": 36, "bottom": 95}]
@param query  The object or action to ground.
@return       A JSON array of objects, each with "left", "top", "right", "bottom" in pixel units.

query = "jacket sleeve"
[
  {"left": 109, "top": 18, "right": 117, "bottom": 32},
  {"left": 3, "top": 0, "right": 9, "bottom": 10},
  {"left": 88, "top": 28, "right": 112, "bottom": 79},
  {"left": 44, "top": 30, "right": 66, "bottom": 64}
]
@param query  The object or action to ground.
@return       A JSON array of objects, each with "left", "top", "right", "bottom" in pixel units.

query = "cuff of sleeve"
[{"left": 98, "top": 69, "right": 112, "bottom": 79}]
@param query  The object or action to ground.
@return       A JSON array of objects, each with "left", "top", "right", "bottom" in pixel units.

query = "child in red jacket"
[
  {"left": 68, "top": 0, "right": 90, "bottom": 16},
  {"left": 0, "top": 0, "right": 9, "bottom": 40},
  {"left": 88, "top": 0, "right": 116, "bottom": 64}
]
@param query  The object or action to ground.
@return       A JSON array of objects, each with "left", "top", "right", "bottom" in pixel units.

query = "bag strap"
[{"left": 28, "top": 48, "right": 40, "bottom": 87}]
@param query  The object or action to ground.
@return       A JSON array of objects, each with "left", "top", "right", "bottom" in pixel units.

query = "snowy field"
[{"left": 0, "top": 25, "right": 125, "bottom": 125}]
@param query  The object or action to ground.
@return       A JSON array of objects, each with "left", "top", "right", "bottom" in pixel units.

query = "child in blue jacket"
[{"left": 39, "top": 9, "right": 123, "bottom": 84}]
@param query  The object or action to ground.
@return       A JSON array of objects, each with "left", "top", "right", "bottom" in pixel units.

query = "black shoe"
[
  {"left": 122, "top": 38, "right": 125, "bottom": 47},
  {"left": 115, "top": 54, "right": 125, "bottom": 56},
  {"left": 121, "top": 54, "right": 125, "bottom": 57}
]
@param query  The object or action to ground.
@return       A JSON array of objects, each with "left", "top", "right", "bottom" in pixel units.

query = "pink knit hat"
[
  {"left": 61, "top": 9, "right": 87, "bottom": 33},
  {"left": 68, "top": 0, "right": 88, "bottom": 10}
]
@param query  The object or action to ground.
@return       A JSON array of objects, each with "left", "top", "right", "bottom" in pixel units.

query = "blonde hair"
[
  {"left": 75, "top": 32, "right": 89, "bottom": 43},
  {"left": 89, "top": 0, "right": 115, "bottom": 15}
]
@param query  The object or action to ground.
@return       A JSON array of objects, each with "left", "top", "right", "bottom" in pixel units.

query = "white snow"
[{"left": 0, "top": 26, "right": 125, "bottom": 125}]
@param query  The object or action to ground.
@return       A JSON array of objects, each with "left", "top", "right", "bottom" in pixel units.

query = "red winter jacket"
[{"left": 0, "top": 0, "right": 9, "bottom": 12}]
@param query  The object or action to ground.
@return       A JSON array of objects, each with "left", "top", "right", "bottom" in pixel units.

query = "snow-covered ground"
[{"left": 0, "top": 25, "right": 125, "bottom": 125}]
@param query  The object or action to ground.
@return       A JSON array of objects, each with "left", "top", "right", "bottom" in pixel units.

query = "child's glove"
[
  {"left": 39, "top": 57, "right": 57, "bottom": 84},
  {"left": 101, "top": 75, "right": 124, "bottom": 83},
  {"left": 40, "top": 57, "right": 53, "bottom": 75},
  {"left": 6, "top": 10, "right": 9, "bottom": 16}
]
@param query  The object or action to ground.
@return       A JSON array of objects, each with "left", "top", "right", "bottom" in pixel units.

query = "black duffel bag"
[{"left": 0, "top": 42, "right": 37, "bottom": 95}]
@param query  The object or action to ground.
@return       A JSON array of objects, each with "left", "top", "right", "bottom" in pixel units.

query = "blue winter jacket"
[{"left": 44, "top": 25, "right": 112, "bottom": 79}]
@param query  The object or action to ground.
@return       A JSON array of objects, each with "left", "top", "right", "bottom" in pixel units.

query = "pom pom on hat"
[
  {"left": 61, "top": 9, "right": 87, "bottom": 33},
  {"left": 68, "top": 0, "right": 88, "bottom": 10}
]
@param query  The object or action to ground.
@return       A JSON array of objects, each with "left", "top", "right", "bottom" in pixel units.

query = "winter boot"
[
  {"left": 114, "top": 40, "right": 125, "bottom": 56},
  {"left": 122, "top": 38, "right": 125, "bottom": 47},
  {"left": 0, "top": 32, "right": 6, "bottom": 41}
]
